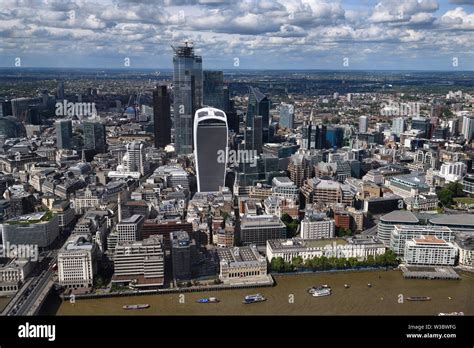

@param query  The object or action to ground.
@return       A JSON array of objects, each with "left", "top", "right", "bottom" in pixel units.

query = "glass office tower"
[
  {"left": 203, "top": 71, "right": 225, "bottom": 110},
  {"left": 194, "top": 107, "right": 228, "bottom": 192},
  {"left": 173, "top": 42, "right": 203, "bottom": 155},
  {"left": 246, "top": 87, "right": 270, "bottom": 142}
]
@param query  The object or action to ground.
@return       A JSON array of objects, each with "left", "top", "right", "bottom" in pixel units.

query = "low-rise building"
[
  {"left": 404, "top": 235, "right": 457, "bottom": 266},
  {"left": 300, "top": 211, "right": 335, "bottom": 240},
  {"left": 216, "top": 245, "right": 267, "bottom": 283},
  {"left": 390, "top": 225, "right": 454, "bottom": 256},
  {"left": 0, "top": 259, "right": 34, "bottom": 295},
  {"left": 377, "top": 211, "right": 419, "bottom": 246},
  {"left": 404, "top": 194, "right": 439, "bottom": 212},
  {"left": 272, "top": 176, "right": 299, "bottom": 201},
  {"left": 239, "top": 215, "right": 287, "bottom": 246},
  {"left": 455, "top": 233, "right": 474, "bottom": 269},
  {"left": 266, "top": 236, "right": 386, "bottom": 263}
]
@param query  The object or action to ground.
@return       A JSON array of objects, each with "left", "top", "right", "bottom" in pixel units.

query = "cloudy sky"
[{"left": 0, "top": 0, "right": 473, "bottom": 70}]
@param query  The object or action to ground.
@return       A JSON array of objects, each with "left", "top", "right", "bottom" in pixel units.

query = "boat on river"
[{"left": 122, "top": 304, "right": 150, "bottom": 310}]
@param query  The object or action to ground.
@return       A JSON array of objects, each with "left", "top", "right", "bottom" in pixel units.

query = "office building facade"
[
  {"left": 194, "top": 107, "right": 228, "bottom": 192},
  {"left": 83, "top": 121, "right": 106, "bottom": 153},
  {"left": 279, "top": 103, "right": 294, "bottom": 129},
  {"left": 58, "top": 233, "right": 97, "bottom": 290},
  {"left": 404, "top": 235, "right": 457, "bottom": 266},
  {"left": 153, "top": 85, "right": 171, "bottom": 148},
  {"left": 300, "top": 212, "right": 335, "bottom": 240},
  {"left": 173, "top": 42, "right": 203, "bottom": 155},
  {"left": 239, "top": 215, "right": 287, "bottom": 246},
  {"left": 203, "top": 71, "right": 225, "bottom": 110},
  {"left": 170, "top": 230, "right": 195, "bottom": 281},
  {"left": 56, "top": 119, "right": 72, "bottom": 149},
  {"left": 247, "top": 87, "right": 270, "bottom": 142},
  {"left": 112, "top": 235, "right": 165, "bottom": 288}
]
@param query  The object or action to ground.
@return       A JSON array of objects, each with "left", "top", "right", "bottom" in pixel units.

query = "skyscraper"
[
  {"left": 125, "top": 141, "right": 147, "bottom": 175},
  {"left": 359, "top": 116, "right": 368, "bottom": 133},
  {"left": 57, "top": 81, "right": 65, "bottom": 100},
  {"left": 247, "top": 87, "right": 270, "bottom": 142},
  {"left": 392, "top": 117, "right": 406, "bottom": 136},
  {"left": 203, "top": 71, "right": 225, "bottom": 110},
  {"left": 56, "top": 119, "right": 72, "bottom": 149},
  {"left": 83, "top": 121, "right": 106, "bottom": 153},
  {"left": 194, "top": 107, "right": 228, "bottom": 192},
  {"left": 153, "top": 85, "right": 171, "bottom": 148},
  {"left": 279, "top": 103, "right": 294, "bottom": 129},
  {"left": 172, "top": 42, "right": 203, "bottom": 155},
  {"left": 244, "top": 115, "right": 263, "bottom": 154},
  {"left": 462, "top": 115, "right": 474, "bottom": 142},
  {"left": 302, "top": 123, "right": 326, "bottom": 150}
]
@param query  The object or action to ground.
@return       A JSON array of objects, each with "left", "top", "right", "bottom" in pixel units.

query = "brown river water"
[{"left": 40, "top": 270, "right": 474, "bottom": 316}]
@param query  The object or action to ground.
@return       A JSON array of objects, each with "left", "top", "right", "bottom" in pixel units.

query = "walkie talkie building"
[{"left": 194, "top": 107, "right": 228, "bottom": 192}]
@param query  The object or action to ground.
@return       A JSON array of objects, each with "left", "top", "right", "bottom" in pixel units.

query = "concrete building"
[
  {"left": 0, "top": 259, "right": 34, "bottom": 295},
  {"left": 390, "top": 225, "right": 454, "bottom": 256},
  {"left": 359, "top": 115, "right": 369, "bottom": 133},
  {"left": 1, "top": 211, "right": 59, "bottom": 249},
  {"left": 216, "top": 245, "right": 267, "bottom": 284},
  {"left": 266, "top": 236, "right": 386, "bottom": 263},
  {"left": 50, "top": 201, "right": 75, "bottom": 229},
  {"left": 112, "top": 235, "right": 165, "bottom": 288},
  {"left": 58, "top": 233, "right": 98, "bottom": 291},
  {"left": 461, "top": 114, "right": 474, "bottom": 141},
  {"left": 428, "top": 214, "right": 474, "bottom": 234},
  {"left": 272, "top": 177, "right": 299, "bottom": 201},
  {"left": 404, "top": 235, "right": 457, "bottom": 266},
  {"left": 439, "top": 162, "right": 467, "bottom": 183},
  {"left": 392, "top": 117, "right": 406, "bottom": 136},
  {"left": 300, "top": 211, "right": 335, "bottom": 239},
  {"left": 239, "top": 215, "right": 287, "bottom": 246},
  {"left": 377, "top": 211, "right": 419, "bottom": 246},
  {"left": 301, "top": 178, "right": 354, "bottom": 206},
  {"left": 455, "top": 233, "right": 474, "bottom": 268},
  {"left": 386, "top": 173, "right": 430, "bottom": 198},
  {"left": 404, "top": 194, "right": 439, "bottom": 212},
  {"left": 116, "top": 214, "right": 145, "bottom": 243},
  {"left": 287, "top": 152, "right": 311, "bottom": 188},
  {"left": 462, "top": 174, "right": 474, "bottom": 195},
  {"left": 124, "top": 141, "right": 147, "bottom": 176}
]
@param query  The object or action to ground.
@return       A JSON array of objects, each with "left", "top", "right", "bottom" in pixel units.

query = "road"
[{"left": 5, "top": 254, "right": 57, "bottom": 316}]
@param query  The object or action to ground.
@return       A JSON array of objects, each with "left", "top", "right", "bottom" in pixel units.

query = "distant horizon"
[{"left": 1, "top": 67, "right": 474, "bottom": 73}]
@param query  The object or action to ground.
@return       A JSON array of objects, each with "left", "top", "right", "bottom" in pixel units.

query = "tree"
[
  {"left": 271, "top": 257, "right": 286, "bottom": 272},
  {"left": 281, "top": 213, "right": 299, "bottom": 237},
  {"left": 291, "top": 256, "right": 304, "bottom": 269}
]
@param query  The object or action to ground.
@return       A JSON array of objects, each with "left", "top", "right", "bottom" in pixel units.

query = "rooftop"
[
  {"left": 412, "top": 235, "right": 447, "bottom": 244},
  {"left": 380, "top": 211, "right": 419, "bottom": 224},
  {"left": 5, "top": 211, "right": 53, "bottom": 225},
  {"left": 429, "top": 214, "right": 474, "bottom": 227}
]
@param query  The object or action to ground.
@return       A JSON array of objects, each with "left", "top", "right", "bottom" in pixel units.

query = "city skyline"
[{"left": 0, "top": 0, "right": 473, "bottom": 70}]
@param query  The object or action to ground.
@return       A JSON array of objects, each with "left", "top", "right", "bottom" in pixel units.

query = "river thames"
[{"left": 41, "top": 269, "right": 474, "bottom": 316}]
